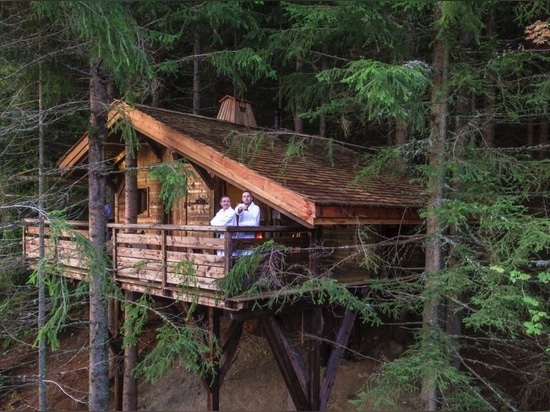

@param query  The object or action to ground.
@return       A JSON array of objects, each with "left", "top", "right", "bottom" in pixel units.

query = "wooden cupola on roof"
[{"left": 216, "top": 95, "right": 257, "bottom": 127}]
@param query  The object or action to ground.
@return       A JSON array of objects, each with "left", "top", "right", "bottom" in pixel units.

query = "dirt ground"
[{"left": 0, "top": 317, "right": 413, "bottom": 411}]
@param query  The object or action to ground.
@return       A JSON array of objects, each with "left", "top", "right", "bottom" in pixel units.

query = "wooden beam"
[
  {"left": 57, "top": 134, "right": 89, "bottom": 170},
  {"left": 119, "top": 103, "right": 316, "bottom": 227},
  {"left": 205, "top": 307, "right": 221, "bottom": 411},
  {"left": 219, "top": 320, "right": 244, "bottom": 385},
  {"left": 314, "top": 205, "right": 422, "bottom": 225},
  {"left": 192, "top": 163, "right": 216, "bottom": 190},
  {"left": 304, "top": 308, "right": 322, "bottom": 411},
  {"left": 261, "top": 316, "right": 310, "bottom": 411},
  {"left": 314, "top": 217, "right": 424, "bottom": 225},
  {"left": 319, "top": 309, "right": 357, "bottom": 412}
]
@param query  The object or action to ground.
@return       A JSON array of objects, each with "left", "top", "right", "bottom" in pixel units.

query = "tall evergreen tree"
[{"left": 30, "top": 2, "right": 156, "bottom": 408}]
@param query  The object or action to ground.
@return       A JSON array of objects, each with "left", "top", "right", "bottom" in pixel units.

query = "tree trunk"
[
  {"left": 538, "top": 120, "right": 548, "bottom": 159},
  {"left": 395, "top": 117, "right": 408, "bottom": 147},
  {"left": 484, "top": 15, "right": 496, "bottom": 147},
  {"left": 123, "top": 292, "right": 138, "bottom": 411},
  {"left": 527, "top": 122, "right": 535, "bottom": 146},
  {"left": 193, "top": 29, "right": 201, "bottom": 115},
  {"left": 38, "top": 57, "right": 48, "bottom": 412},
  {"left": 446, "top": 29, "right": 475, "bottom": 368},
  {"left": 421, "top": 3, "right": 448, "bottom": 410},
  {"left": 294, "top": 53, "right": 304, "bottom": 133},
  {"left": 394, "top": 117, "right": 408, "bottom": 171},
  {"left": 88, "top": 57, "right": 110, "bottom": 411},
  {"left": 122, "top": 137, "right": 138, "bottom": 411}
]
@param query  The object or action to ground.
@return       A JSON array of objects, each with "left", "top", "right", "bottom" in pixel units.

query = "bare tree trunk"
[
  {"left": 538, "top": 120, "right": 548, "bottom": 159},
  {"left": 294, "top": 53, "right": 304, "bottom": 133},
  {"left": 445, "top": 28, "right": 475, "bottom": 367},
  {"left": 527, "top": 122, "right": 535, "bottom": 146},
  {"left": 446, "top": 85, "right": 470, "bottom": 368},
  {"left": 37, "top": 57, "right": 48, "bottom": 412},
  {"left": 88, "top": 57, "right": 110, "bottom": 411},
  {"left": 319, "top": 47, "right": 328, "bottom": 137},
  {"left": 484, "top": 15, "right": 496, "bottom": 147},
  {"left": 193, "top": 29, "right": 201, "bottom": 115},
  {"left": 122, "top": 137, "right": 138, "bottom": 411},
  {"left": 395, "top": 117, "right": 408, "bottom": 147},
  {"left": 124, "top": 139, "right": 138, "bottom": 226},
  {"left": 394, "top": 117, "right": 408, "bottom": 170},
  {"left": 421, "top": 4, "right": 448, "bottom": 410},
  {"left": 123, "top": 291, "right": 138, "bottom": 411}
]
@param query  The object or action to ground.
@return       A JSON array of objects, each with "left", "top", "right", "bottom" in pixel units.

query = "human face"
[
  {"left": 241, "top": 191, "right": 253, "bottom": 206},
  {"left": 220, "top": 196, "right": 231, "bottom": 210}
]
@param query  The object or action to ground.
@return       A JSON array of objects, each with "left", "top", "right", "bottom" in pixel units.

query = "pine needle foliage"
[
  {"left": 131, "top": 321, "right": 217, "bottom": 385},
  {"left": 217, "top": 239, "right": 380, "bottom": 324},
  {"left": 318, "top": 59, "right": 432, "bottom": 129},
  {"left": 120, "top": 293, "right": 151, "bottom": 348},
  {"left": 111, "top": 106, "right": 141, "bottom": 158},
  {"left": 27, "top": 214, "right": 114, "bottom": 350},
  {"left": 170, "top": 259, "right": 200, "bottom": 318},
  {"left": 30, "top": 1, "right": 156, "bottom": 91},
  {"left": 210, "top": 47, "right": 277, "bottom": 94},
  {"left": 224, "top": 130, "right": 273, "bottom": 166},
  {"left": 113, "top": 261, "right": 215, "bottom": 386},
  {"left": 215, "top": 240, "right": 279, "bottom": 297},
  {"left": 148, "top": 160, "right": 196, "bottom": 214},
  {"left": 354, "top": 327, "right": 489, "bottom": 412}
]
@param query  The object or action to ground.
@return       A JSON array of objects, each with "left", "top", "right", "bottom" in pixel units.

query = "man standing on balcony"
[
  {"left": 235, "top": 190, "right": 261, "bottom": 256},
  {"left": 211, "top": 195, "right": 237, "bottom": 256},
  {"left": 236, "top": 190, "right": 261, "bottom": 235}
]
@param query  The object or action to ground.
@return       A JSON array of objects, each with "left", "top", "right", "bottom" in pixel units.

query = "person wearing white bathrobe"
[
  {"left": 235, "top": 190, "right": 261, "bottom": 255},
  {"left": 210, "top": 196, "right": 237, "bottom": 256}
]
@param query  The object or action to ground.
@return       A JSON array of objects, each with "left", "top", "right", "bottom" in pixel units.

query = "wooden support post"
[
  {"left": 262, "top": 316, "right": 310, "bottom": 411},
  {"left": 161, "top": 228, "right": 167, "bottom": 290},
  {"left": 123, "top": 291, "right": 138, "bottom": 411},
  {"left": 304, "top": 308, "right": 322, "bottom": 411},
  {"left": 224, "top": 235, "right": 232, "bottom": 273},
  {"left": 219, "top": 320, "right": 243, "bottom": 385},
  {"left": 206, "top": 307, "right": 221, "bottom": 411},
  {"left": 319, "top": 309, "right": 357, "bottom": 412}
]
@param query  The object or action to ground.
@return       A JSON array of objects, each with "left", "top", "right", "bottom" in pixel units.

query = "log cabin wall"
[
  {"left": 171, "top": 177, "right": 211, "bottom": 226},
  {"left": 115, "top": 145, "right": 213, "bottom": 231},
  {"left": 169, "top": 150, "right": 212, "bottom": 238},
  {"left": 116, "top": 144, "right": 163, "bottom": 225}
]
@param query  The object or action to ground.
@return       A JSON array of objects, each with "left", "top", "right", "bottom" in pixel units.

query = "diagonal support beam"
[
  {"left": 218, "top": 320, "right": 244, "bottom": 385},
  {"left": 319, "top": 309, "right": 358, "bottom": 412},
  {"left": 261, "top": 316, "right": 310, "bottom": 411}
]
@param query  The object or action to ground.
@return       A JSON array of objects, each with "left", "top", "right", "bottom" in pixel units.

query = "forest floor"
[{"left": 0, "top": 311, "right": 418, "bottom": 411}]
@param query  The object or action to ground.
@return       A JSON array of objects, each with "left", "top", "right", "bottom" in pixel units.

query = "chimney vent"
[{"left": 216, "top": 95, "right": 257, "bottom": 127}]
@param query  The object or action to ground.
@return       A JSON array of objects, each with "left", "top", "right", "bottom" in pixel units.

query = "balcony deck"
[{"left": 23, "top": 220, "right": 344, "bottom": 310}]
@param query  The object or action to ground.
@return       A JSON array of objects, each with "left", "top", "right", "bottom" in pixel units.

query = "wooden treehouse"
[{"left": 23, "top": 98, "right": 426, "bottom": 411}]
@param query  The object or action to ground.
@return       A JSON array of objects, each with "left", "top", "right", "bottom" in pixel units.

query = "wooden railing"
[{"left": 23, "top": 220, "right": 313, "bottom": 298}]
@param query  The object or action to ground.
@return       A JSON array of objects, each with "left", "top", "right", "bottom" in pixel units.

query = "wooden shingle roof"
[{"left": 59, "top": 101, "right": 425, "bottom": 227}]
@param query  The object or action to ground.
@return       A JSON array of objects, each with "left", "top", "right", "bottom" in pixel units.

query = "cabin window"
[{"left": 138, "top": 188, "right": 149, "bottom": 216}]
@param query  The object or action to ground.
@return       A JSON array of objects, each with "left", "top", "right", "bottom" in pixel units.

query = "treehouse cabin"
[{"left": 22, "top": 98, "right": 426, "bottom": 411}]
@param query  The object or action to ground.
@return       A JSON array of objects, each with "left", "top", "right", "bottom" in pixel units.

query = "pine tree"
[{"left": 30, "top": 2, "right": 155, "bottom": 408}]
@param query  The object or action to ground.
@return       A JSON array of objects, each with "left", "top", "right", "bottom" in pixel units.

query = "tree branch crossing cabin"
[{"left": 23, "top": 97, "right": 426, "bottom": 411}]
